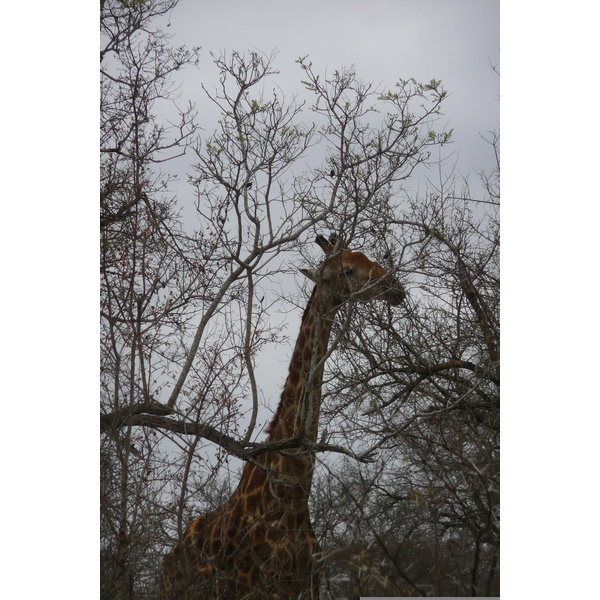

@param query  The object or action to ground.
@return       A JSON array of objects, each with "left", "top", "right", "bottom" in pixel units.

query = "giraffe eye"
[{"left": 344, "top": 269, "right": 354, "bottom": 277}]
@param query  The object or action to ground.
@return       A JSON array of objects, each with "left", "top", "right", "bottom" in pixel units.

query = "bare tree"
[
  {"left": 101, "top": 1, "right": 201, "bottom": 597},
  {"left": 100, "top": 3, "right": 501, "bottom": 598},
  {"left": 311, "top": 133, "right": 500, "bottom": 596}
]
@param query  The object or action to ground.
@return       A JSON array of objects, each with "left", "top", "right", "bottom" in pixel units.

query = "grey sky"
[
  {"left": 166, "top": 0, "right": 499, "bottom": 183},
  {"left": 156, "top": 0, "right": 500, "bottom": 437}
]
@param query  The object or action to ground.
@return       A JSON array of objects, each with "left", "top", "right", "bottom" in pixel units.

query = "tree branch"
[{"left": 100, "top": 405, "right": 377, "bottom": 464}]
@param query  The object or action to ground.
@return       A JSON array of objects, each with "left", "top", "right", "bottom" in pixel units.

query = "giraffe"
[{"left": 159, "top": 234, "right": 406, "bottom": 599}]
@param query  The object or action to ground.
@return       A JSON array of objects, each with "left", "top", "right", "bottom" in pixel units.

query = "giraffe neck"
[
  {"left": 266, "top": 284, "right": 339, "bottom": 444},
  {"left": 230, "top": 285, "right": 339, "bottom": 520},
  {"left": 232, "top": 285, "right": 339, "bottom": 514}
]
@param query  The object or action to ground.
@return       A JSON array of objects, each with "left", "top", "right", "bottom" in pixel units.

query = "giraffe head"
[{"left": 300, "top": 234, "right": 406, "bottom": 306}]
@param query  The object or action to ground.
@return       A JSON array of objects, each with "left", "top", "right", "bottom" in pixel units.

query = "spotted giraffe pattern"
[{"left": 160, "top": 237, "right": 406, "bottom": 599}]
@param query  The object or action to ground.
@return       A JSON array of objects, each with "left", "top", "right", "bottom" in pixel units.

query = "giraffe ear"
[
  {"left": 315, "top": 235, "right": 332, "bottom": 254},
  {"left": 300, "top": 268, "right": 317, "bottom": 281}
]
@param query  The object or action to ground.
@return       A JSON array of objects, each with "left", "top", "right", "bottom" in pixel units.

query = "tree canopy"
[{"left": 100, "top": 1, "right": 499, "bottom": 597}]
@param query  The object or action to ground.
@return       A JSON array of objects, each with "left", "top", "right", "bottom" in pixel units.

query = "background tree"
[
  {"left": 101, "top": 1, "right": 202, "bottom": 597},
  {"left": 311, "top": 133, "right": 500, "bottom": 596},
  {"left": 100, "top": 2, "right": 499, "bottom": 597}
]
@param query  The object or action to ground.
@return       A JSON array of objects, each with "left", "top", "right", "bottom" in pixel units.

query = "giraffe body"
[
  {"left": 160, "top": 479, "right": 320, "bottom": 598},
  {"left": 160, "top": 236, "right": 405, "bottom": 599}
]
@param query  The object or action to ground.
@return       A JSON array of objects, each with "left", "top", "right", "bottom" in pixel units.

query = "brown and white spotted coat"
[{"left": 159, "top": 235, "right": 406, "bottom": 599}]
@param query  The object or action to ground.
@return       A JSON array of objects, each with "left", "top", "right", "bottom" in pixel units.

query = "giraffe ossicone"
[{"left": 159, "top": 235, "right": 406, "bottom": 599}]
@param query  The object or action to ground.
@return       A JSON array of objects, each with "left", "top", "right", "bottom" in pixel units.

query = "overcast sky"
[
  {"left": 165, "top": 0, "right": 500, "bottom": 186},
  {"left": 126, "top": 0, "right": 503, "bottom": 441},
  {"left": 154, "top": 0, "right": 500, "bottom": 433}
]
